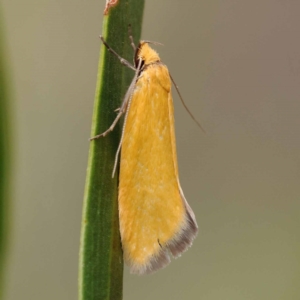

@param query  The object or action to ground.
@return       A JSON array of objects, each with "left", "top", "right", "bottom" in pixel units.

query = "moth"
[{"left": 91, "top": 34, "right": 198, "bottom": 275}]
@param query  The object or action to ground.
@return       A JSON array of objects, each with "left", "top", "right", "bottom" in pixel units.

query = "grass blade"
[
  {"left": 0, "top": 9, "right": 11, "bottom": 300},
  {"left": 79, "top": 1, "right": 145, "bottom": 299}
]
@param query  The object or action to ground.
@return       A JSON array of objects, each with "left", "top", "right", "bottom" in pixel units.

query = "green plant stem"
[
  {"left": 79, "top": 2, "right": 144, "bottom": 300},
  {"left": 0, "top": 9, "right": 11, "bottom": 300}
]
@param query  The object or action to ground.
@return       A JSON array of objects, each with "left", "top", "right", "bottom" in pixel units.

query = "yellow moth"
[{"left": 91, "top": 35, "right": 198, "bottom": 275}]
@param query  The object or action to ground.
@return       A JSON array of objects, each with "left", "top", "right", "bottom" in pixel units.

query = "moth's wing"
[{"left": 118, "top": 64, "right": 198, "bottom": 275}]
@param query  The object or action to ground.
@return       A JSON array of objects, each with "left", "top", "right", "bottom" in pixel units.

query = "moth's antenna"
[
  {"left": 170, "top": 74, "right": 206, "bottom": 134},
  {"left": 143, "top": 40, "right": 164, "bottom": 46}
]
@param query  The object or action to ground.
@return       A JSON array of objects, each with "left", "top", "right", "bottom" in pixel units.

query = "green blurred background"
[{"left": 2, "top": 0, "right": 300, "bottom": 299}]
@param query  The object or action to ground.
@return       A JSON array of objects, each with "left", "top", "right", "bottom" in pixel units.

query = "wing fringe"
[{"left": 128, "top": 193, "right": 198, "bottom": 275}]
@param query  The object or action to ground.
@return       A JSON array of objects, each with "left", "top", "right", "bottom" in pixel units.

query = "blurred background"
[{"left": 2, "top": 0, "right": 300, "bottom": 299}]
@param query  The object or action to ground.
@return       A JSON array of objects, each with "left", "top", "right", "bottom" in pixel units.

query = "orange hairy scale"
[{"left": 118, "top": 42, "right": 198, "bottom": 274}]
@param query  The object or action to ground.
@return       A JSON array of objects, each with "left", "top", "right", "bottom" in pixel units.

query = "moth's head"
[{"left": 135, "top": 41, "right": 161, "bottom": 68}]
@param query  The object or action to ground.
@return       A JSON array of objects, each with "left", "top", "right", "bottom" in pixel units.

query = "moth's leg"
[
  {"left": 128, "top": 24, "right": 137, "bottom": 51},
  {"left": 90, "top": 60, "right": 142, "bottom": 141},
  {"left": 111, "top": 59, "right": 143, "bottom": 177},
  {"left": 89, "top": 95, "right": 128, "bottom": 141},
  {"left": 89, "top": 110, "right": 124, "bottom": 140},
  {"left": 100, "top": 36, "right": 136, "bottom": 71}
]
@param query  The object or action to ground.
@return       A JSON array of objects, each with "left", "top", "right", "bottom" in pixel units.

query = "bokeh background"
[{"left": 2, "top": 0, "right": 300, "bottom": 299}]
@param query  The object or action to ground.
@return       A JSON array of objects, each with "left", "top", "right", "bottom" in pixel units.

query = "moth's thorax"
[{"left": 136, "top": 42, "right": 161, "bottom": 66}]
